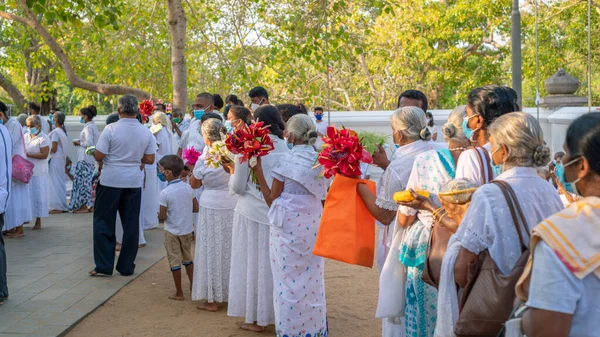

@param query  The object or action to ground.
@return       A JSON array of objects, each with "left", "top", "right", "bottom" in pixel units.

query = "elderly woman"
[
  {"left": 152, "top": 112, "right": 174, "bottom": 192},
  {"left": 190, "top": 119, "right": 238, "bottom": 312},
  {"left": 25, "top": 115, "right": 51, "bottom": 230},
  {"left": 48, "top": 112, "right": 69, "bottom": 213},
  {"left": 356, "top": 106, "right": 444, "bottom": 336},
  {"left": 69, "top": 105, "right": 99, "bottom": 213},
  {"left": 0, "top": 102, "right": 32, "bottom": 238},
  {"left": 457, "top": 85, "right": 519, "bottom": 184},
  {"left": 226, "top": 105, "right": 288, "bottom": 332},
  {"left": 443, "top": 112, "right": 563, "bottom": 335},
  {"left": 518, "top": 113, "right": 600, "bottom": 337},
  {"left": 251, "top": 114, "right": 329, "bottom": 337}
]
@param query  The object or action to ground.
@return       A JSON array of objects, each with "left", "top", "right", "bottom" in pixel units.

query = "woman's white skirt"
[
  {"left": 3, "top": 179, "right": 32, "bottom": 230},
  {"left": 227, "top": 212, "right": 275, "bottom": 326},
  {"left": 30, "top": 175, "right": 49, "bottom": 218},
  {"left": 192, "top": 206, "right": 234, "bottom": 303},
  {"left": 48, "top": 156, "right": 68, "bottom": 211}
]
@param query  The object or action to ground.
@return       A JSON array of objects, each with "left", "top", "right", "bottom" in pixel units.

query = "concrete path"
[{"left": 0, "top": 213, "right": 165, "bottom": 337}]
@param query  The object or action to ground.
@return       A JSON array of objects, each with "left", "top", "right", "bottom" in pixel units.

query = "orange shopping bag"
[{"left": 313, "top": 174, "right": 377, "bottom": 268}]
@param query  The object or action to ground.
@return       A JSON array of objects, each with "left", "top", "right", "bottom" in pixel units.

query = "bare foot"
[
  {"left": 196, "top": 302, "right": 218, "bottom": 312},
  {"left": 89, "top": 270, "right": 111, "bottom": 277},
  {"left": 240, "top": 323, "right": 265, "bottom": 332},
  {"left": 49, "top": 210, "right": 65, "bottom": 214},
  {"left": 74, "top": 208, "right": 89, "bottom": 214},
  {"left": 7, "top": 231, "right": 24, "bottom": 238},
  {"left": 88, "top": 207, "right": 94, "bottom": 213},
  {"left": 168, "top": 293, "right": 184, "bottom": 301},
  {"left": 115, "top": 243, "right": 122, "bottom": 252},
  {"left": 138, "top": 244, "right": 146, "bottom": 248},
  {"left": 32, "top": 224, "right": 41, "bottom": 230}
]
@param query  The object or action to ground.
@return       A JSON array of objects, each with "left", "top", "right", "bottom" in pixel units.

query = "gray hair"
[
  {"left": 53, "top": 111, "right": 66, "bottom": 126},
  {"left": 17, "top": 113, "right": 27, "bottom": 126},
  {"left": 118, "top": 94, "right": 139, "bottom": 116},
  {"left": 201, "top": 118, "right": 226, "bottom": 142},
  {"left": 489, "top": 112, "right": 551, "bottom": 168},
  {"left": 26, "top": 115, "right": 41, "bottom": 127},
  {"left": 152, "top": 112, "right": 169, "bottom": 127},
  {"left": 390, "top": 106, "right": 430, "bottom": 141},
  {"left": 286, "top": 114, "right": 318, "bottom": 145},
  {"left": 442, "top": 105, "right": 467, "bottom": 141}
]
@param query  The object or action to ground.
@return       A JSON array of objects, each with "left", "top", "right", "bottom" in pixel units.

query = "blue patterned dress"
[{"left": 398, "top": 149, "right": 455, "bottom": 337}]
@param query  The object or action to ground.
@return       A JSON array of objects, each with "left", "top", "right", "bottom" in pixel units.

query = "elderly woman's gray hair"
[
  {"left": 53, "top": 111, "right": 66, "bottom": 126},
  {"left": 17, "top": 113, "right": 27, "bottom": 126},
  {"left": 201, "top": 118, "right": 226, "bottom": 143},
  {"left": 26, "top": 115, "right": 42, "bottom": 127},
  {"left": 286, "top": 114, "right": 318, "bottom": 145},
  {"left": 118, "top": 94, "right": 139, "bottom": 116},
  {"left": 442, "top": 105, "right": 467, "bottom": 142},
  {"left": 390, "top": 106, "right": 431, "bottom": 141},
  {"left": 489, "top": 112, "right": 551, "bottom": 168}
]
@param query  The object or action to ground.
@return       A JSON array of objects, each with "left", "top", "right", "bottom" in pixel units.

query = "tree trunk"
[
  {"left": 167, "top": 0, "right": 188, "bottom": 111},
  {"left": 358, "top": 54, "right": 382, "bottom": 110},
  {"left": 0, "top": 71, "right": 27, "bottom": 114},
  {"left": 0, "top": 1, "right": 152, "bottom": 100}
]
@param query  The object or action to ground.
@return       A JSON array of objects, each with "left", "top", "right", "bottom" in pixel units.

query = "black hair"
[
  {"left": 154, "top": 103, "right": 166, "bottom": 111},
  {"left": 106, "top": 113, "right": 120, "bottom": 125},
  {"left": 426, "top": 112, "right": 434, "bottom": 127},
  {"left": 248, "top": 86, "right": 269, "bottom": 100},
  {"left": 254, "top": 105, "right": 284, "bottom": 139},
  {"left": 225, "top": 94, "right": 241, "bottom": 105},
  {"left": 0, "top": 100, "right": 7, "bottom": 114},
  {"left": 565, "top": 112, "right": 600, "bottom": 174},
  {"left": 196, "top": 92, "right": 215, "bottom": 105},
  {"left": 229, "top": 106, "right": 253, "bottom": 125},
  {"left": 314, "top": 106, "right": 324, "bottom": 113},
  {"left": 276, "top": 103, "right": 308, "bottom": 124},
  {"left": 223, "top": 105, "right": 231, "bottom": 120},
  {"left": 397, "top": 90, "right": 428, "bottom": 112},
  {"left": 29, "top": 102, "right": 41, "bottom": 113},
  {"left": 201, "top": 112, "right": 223, "bottom": 123},
  {"left": 158, "top": 154, "right": 185, "bottom": 177},
  {"left": 80, "top": 105, "right": 97, "bottom": 121},
  {"left": 467, "top": 85, "right": 519, "bottom": 126},
  {"left": 554, "top": 151, "right": 565, "bottom": 159},
  {"left": 135, "top": 113, "right": 143, "bottom": 123},
  {"left": 212, "top": 94, "right": 224, "bottom": 110}
]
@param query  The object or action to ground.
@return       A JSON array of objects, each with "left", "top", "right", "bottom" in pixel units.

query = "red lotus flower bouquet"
[
  {"left": 313, "top": 126, "right": 377, "bottom": 268},
  {"left": 139, "top": 99, "right": 154, "bottom": 124}
]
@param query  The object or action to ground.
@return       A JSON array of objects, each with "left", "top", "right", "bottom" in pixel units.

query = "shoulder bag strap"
[
  {"left": 491, "top": 180, "right": 529, "bottom": 252},
  {"left": 469, "top": 146, "right": 486, "bottom": 185},
  {"left": 468, "top": 146, "right": 494, "bottom": 184},
  {"left": 480, "top": 147, "right": 494, "bottom": 182}
]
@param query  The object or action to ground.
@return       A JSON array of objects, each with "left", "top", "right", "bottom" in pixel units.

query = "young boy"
[{"left": 158, "top": 155, "right": 199, "bottom": 301}]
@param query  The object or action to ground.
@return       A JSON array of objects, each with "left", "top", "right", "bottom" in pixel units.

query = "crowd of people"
[{"left": 0, "top": 84, "right": 598, "bottom": 337}]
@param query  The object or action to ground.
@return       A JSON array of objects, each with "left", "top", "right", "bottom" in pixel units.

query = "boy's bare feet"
[
  {"left": 240, "top": 323, "right": 265, "bottom": 332},
  {"left": 196, "top": 302, "right": 218, "bottom": 312},
  {"left": 168, "top": 293, "right": 184, "bottom": 301}
]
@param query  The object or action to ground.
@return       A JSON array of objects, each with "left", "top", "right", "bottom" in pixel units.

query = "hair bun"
[
  {"left": 442, "top": 122, "right": 457, "bottom": 139},
  {"left": 419, "top": 126, "right": 432, "bottom": 141},
  {"left": 305, "top": 130, "right": 318, "bottom": 146},
  {"left": 533, "top": 145, "right": 551, "bottom": 167},
  {"left": 88, "top": 105, "right": 98, "bottom": 117}
]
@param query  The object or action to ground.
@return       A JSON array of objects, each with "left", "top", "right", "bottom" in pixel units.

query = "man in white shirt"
[
  {"left": 177, "top": 93, "right": 213, "bottom": 156},
  {"left": 91, "top": 94, "right": 156, "bottom": 277},
  {"left": 0, "top": 122, "right": 12, "bottom": 304},
  {"left": 313, "top": 107, "right": 328, "bottom": 150}
]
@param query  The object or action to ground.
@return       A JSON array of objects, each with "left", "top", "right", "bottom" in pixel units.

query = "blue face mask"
[
  {"left": 0, "top": 119, "right": 3, "bottom": 125},
  {"left": 315, "top": 114, "right": 323, "bottom": 121},
  {"left": 554, "top": 163, "right": 565, "bottom": 183},
  {"left": 79, "top": 117, "right": 85, "bottom": 124},
  {"left": 462, "top": 119, "right": 474, "bottom": 141},
  {"left": 29, "top": 127, "right": 39, "bottom": 135},
  {"left": 559, "top": 157, "right": 582, "bottom": 195},
  {"left": 193, "top": 110, "right": 205, "bottom": 120},
  {"left": 490, "top": 146, "right": 503, "bottom": 177},
  {"left": 49, "top": 114, "right": 53, "bottom": 121},
  {"left": 224, "top": 120, "right": 234, "bottom": 133},
  {"left": 157, "top": 171, "right": 166, "bottom": 182},
  {"left": 395, "top": 144, "right": 400, "bottom": 149}
]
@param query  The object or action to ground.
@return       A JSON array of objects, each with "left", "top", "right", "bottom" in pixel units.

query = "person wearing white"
[
  {"left": 252, "top": 114, "right": 329, "bottom": 337},
  {"left": 24, "top": 115, "right": 51, "bottom": 230},
  {"left": 190, "top": 119, "right": 238, "bottom": 312},
  {"left": 151, "top": 112, "right": 174, "bottom": 192},
  {"left": 47, "top": 112, "right": 69, "bottom": 212},
  {"left": 178, "top": 94, "right": 214, "bottom": 155},
  {"left": 27, "top": 102, "right": 51, "bottom": 135},
  {"left": 313, "top": 107, "right": 328, "bottom": 150},
  {"left": 443, "top": 113, "right": 563, "bottom": 336},
  {"left": 225, "top": 105, "right": 288, "bottom": 332},
  {"left": 0, "top": 122, "right": 12, "bottom": 304},
  {"left": 91, "top": 95, "right": 156, "bottom": 277},
  {"left": 69, "top": 105, "right": 99, "bottom": 213},
  {"left": 0, "top": 106, "right": 31, "bottom": 237},
  {"left": 170, "top": 109, "right": 189, "bottom": 152},
  {"left": 356, "top": 106, "right": 444, "bottom": 337}
]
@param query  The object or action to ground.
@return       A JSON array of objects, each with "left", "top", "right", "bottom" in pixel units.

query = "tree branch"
[
  {"left": 0, "top": 3, "right": 152, "bottom": 100},
  {"left": 0, "top": 71, "right": 28, "bottom": 113}
]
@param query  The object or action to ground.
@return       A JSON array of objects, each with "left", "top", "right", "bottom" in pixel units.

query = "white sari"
[{"left": 48, "top": 127, "right": 68, "bottom": 211}]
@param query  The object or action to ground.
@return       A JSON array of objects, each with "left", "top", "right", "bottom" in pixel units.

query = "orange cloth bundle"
[{"left": 313, "top": 175, "right": 377, "bottom": 268}]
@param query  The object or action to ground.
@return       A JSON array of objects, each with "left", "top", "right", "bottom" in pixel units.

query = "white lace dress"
[
  {"left": 191, "top": 154, "right": 238, "bottom": 303},
  {"left": 227, "top": 135, "right": 289, "bottom": 326}
]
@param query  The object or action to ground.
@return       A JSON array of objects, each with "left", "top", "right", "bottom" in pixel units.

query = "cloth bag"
[
  {"left": 12, "top": 155, "right": 34, "bottom": 183},
  {"left": 376, "top": 221, "right": 407, "bottom": 318},
  {"left": 313, "top": 174, "right": 376, "bottom": 268}
]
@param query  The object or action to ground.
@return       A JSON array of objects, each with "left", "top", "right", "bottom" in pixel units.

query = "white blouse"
[
  {"left": 77, "top": 121, "right": 99, "bottom": 164},
  {"left": 25, "top": 133, "right": 50, "bottom": 176},
  {"left": 455, "top": 142, "right": 494, "bottom": 185},
  {"left": 5, "top": 118, "right": 26, "bottom": 157},
  {"left": 154, "top": 127, "right": 173, "bottom": 162},
  {"left": 454, "top": 167, "right": 564, "bottom": 275},
  {"left": 193, "top": 152, "right": 238, "bottom": 210},
  {"left": 49, "top": 127, "right": 68, "bottom": 158}
]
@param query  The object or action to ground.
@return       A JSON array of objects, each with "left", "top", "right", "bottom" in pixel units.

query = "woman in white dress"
[
  {"left": 48, "top": 112, "right": 69, "bottom": 213},
  {"left": 0, "top": 105, "right": 32, "bottom": 238},
  {"left": 442, "top": 112, "right": 563, "bottom": 334},
  {"left": 69, "top": 105, "right": 99, "bottom": 213},
  {"left": 252, "top": 114, "right": 329, "bottom": 337},
  {"left": 190, "top": 119, "right": 238, "bottom": 312},
  {"left": 24, "top": 115, "right": 50, "bottom": 230},
  {"left": 151, "top": 112, "right": 174, "bottom": 192},
  {"left": 224, "top": 105, "right": 288, "bottom": 332}
]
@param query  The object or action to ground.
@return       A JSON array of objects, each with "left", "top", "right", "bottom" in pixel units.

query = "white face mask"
[
  {"left": 426, "top": 118, "right": 431, "bottom": 124},
  {"left": 250, "top": 103, "right": 260, "bottom": 111}
]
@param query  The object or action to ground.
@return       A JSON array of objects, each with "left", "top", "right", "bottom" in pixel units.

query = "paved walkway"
[{"left": 0, "top": 214, "right": 165, "bottom": 337}]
